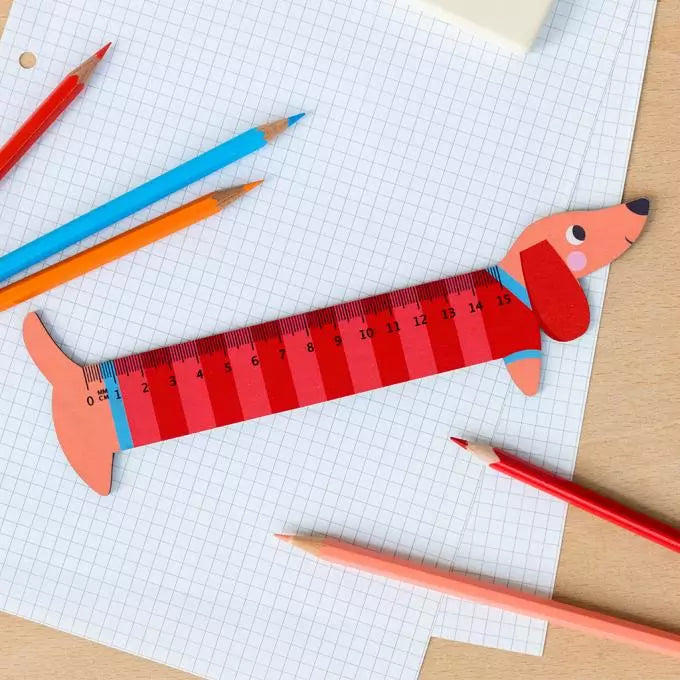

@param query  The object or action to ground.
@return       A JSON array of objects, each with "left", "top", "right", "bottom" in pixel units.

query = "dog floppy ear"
[{"left": 519, "top": 240, "right": 590, "bottom": 342}]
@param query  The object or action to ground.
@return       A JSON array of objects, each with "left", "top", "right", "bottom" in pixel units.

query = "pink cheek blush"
[{"left": 567, "top": 251, "right": 587, "bottom": 272}]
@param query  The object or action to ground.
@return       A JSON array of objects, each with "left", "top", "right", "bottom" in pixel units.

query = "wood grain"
[{"left": 1, "top": 2, "right": 678, "bottom": 679}]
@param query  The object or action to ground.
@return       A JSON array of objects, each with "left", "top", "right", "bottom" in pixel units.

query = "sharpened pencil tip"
[
  {"left": 74, "top": 43, "right": 113, "bottom": 82},
  {"left": 287, "top": 112, "right": 305, "bottom": 126},
  {"left": 258, "top": 114, "right": 305, "bottom": 142},
  {"left": 96, "top": 42, "right": 112, "bottom": 59},
  {"left": 213, "top": 181, "right": 263, "bottom": 208},
  {"left": 274, "top": 534, "right": 292, "bottom": 543},
  {"left": 242, "top": 179, "right": 264, "bottom": 192},
  {"left": 454, "top": 440, "right": 500, "bottom": 466}
]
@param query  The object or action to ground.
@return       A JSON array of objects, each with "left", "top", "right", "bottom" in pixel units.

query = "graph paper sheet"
[
  {"left": 0, "top": 0, "right": 637, "bottom": 678},
  {"left": 435, "top": 0, "right": 657, "bottom": 653}
]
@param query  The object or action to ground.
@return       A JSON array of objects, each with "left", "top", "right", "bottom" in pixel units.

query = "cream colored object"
[{"left": 410, "top": 0, "right": 555, "bottom": 51}]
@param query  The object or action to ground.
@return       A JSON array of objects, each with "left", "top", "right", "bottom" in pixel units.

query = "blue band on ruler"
[
  {"left": 101, "top": 360, "right": 133, "bottom": 451},
  {"left": 489, "top": 266, "right": 531, "bottom": 308},
  {"left": 504, "top": 349, "right": 542, "bottom": 364}
]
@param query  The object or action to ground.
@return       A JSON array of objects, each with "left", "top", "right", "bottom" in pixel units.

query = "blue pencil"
[{"left": 0, "top": 113, "right": 304, "bottom": 282}]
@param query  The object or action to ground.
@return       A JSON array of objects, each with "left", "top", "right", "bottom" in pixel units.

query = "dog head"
[{"left": 500, "top": 199, "right": 649, "bottom": 342}]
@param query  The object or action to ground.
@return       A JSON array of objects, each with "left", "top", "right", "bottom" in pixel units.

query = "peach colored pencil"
[{"left": 276, "top": 534, "right": 680, "bottom": 659}]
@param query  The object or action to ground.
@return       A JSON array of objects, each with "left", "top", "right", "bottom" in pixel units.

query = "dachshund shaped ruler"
[{"left": 24, "top": 199, "right": 649, "bottom": 494}]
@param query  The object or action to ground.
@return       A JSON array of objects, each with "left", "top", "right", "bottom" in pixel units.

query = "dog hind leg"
[{"left": 504, "top": 351, "right": 541, "bottom": 396}]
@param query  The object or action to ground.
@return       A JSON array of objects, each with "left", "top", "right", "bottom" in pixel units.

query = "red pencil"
[
  {"left": 451, "top": 437, "right": 680, "bottom": 554},
  {"left": 0, "top": 43, "right": 111, "bottom": 182}
]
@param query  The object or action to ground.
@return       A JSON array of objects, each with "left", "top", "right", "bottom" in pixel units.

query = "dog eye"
[{"left": 566, "top": 224, "right": 586, "bottom": 245}]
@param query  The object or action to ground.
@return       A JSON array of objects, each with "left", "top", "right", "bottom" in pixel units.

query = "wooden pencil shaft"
[
  {"left": 0, "top": 191, "right": 224, "bottom": 310},
  {"left": 0, "top": 45, "right": 109, "bottom": 182},
  {"left": 0, "top": 78, "right": 81, "bottom": 180},
  {"left": 460, "top": 440, "right": 680, "bottom": 553},
  {"left": 302, "top": 537, "right": 680, "bottom": 658},
  {"left": 491, "top": 454, "right": 680, "bottom": 552},
  {"left": 1, "top": 88, "right": 79, "bottom": 174},
  {"left": 71, "top": 44, "right": 110, "bottom": 84}
]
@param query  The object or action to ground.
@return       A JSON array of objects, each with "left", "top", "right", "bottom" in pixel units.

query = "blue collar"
[{"left": 489, "top": 266, "right": 531, "bottom": 308}]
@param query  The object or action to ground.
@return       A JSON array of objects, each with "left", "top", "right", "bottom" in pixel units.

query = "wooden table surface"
[{"left": 1, "top": 2, "right": 679, "bottom": 679}]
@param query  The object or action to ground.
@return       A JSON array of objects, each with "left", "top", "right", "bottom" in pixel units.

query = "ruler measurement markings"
[
  {"left": 335, "top": 312, "right": 382, "bottom": 393},
  {"left": 171, "top": 351, "right": 216, "bottom": 433},
  {"left": 142, "top": 358, "right": 189, "bottom": 440},
  {"left": 417, "top": 280, "right": 466, "bottom": 373},
  {"left": 389, "top": 297, "right": 438, "bottom": 380},
  {"left": 252, "top": 324, "right": 300, "bottom": 415},
  {"left": 227, "top": 329, "right": 272, "bottom": 420},
  {"left": 86, "top": 269, "right": 521, "bottom": 443},
  {"left": 361, "top": 294, "right": 410, "bottom": 387},
  {"left": 196, "top": 336, "right": 244, "bottom": 427},
  {"left": 114, "top": 358, "right": 160, "bottom": 447},
  {"left": 450, "top": 285, "right": 494, "bottom": 366},
  {"left": 100, "top": 361, "right": 133, "bottom": 450},
  {"left": 475, "top": 276, "right": 536, "bottom": 359},
  {"left": 307, "top": 308, "right": 355, "bottom": 400},
  {"left": 281, "top": 328, "right": 327, "bottom": 407}
]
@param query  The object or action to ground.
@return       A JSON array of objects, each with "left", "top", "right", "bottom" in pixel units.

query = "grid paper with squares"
[
  {"left": 0, "top": 0, "right": 640, "bottom": 677},
  {"left": 435, "top": 0, "right": 657, "bottom": 653}
]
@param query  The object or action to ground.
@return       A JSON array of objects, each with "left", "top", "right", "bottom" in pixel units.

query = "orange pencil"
[
  {"left": 0, "top": 181, "right": 262, "bottom": 310},
  {"left": 0, "top": 43, "right": 111, "bottom": 182},
  {"left": 276, "top": 534, "right": 680, "bottom": 659}
]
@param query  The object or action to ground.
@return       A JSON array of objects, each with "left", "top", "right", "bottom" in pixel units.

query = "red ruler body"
[{"left": 83, "top": 266, "right": 538, "bottom": 451}]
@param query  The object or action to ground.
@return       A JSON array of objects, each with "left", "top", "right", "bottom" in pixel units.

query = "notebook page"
[
  {"left": 0, "top": 0, "right": 633, "bottom": 677},
  {"left": 435, "top": 0, "right": 657, "bottom": 653}
]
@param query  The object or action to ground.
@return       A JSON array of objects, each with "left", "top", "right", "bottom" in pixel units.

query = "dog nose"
[{"left": 625, "top": 197, "right": 649, "bottom": 215}]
